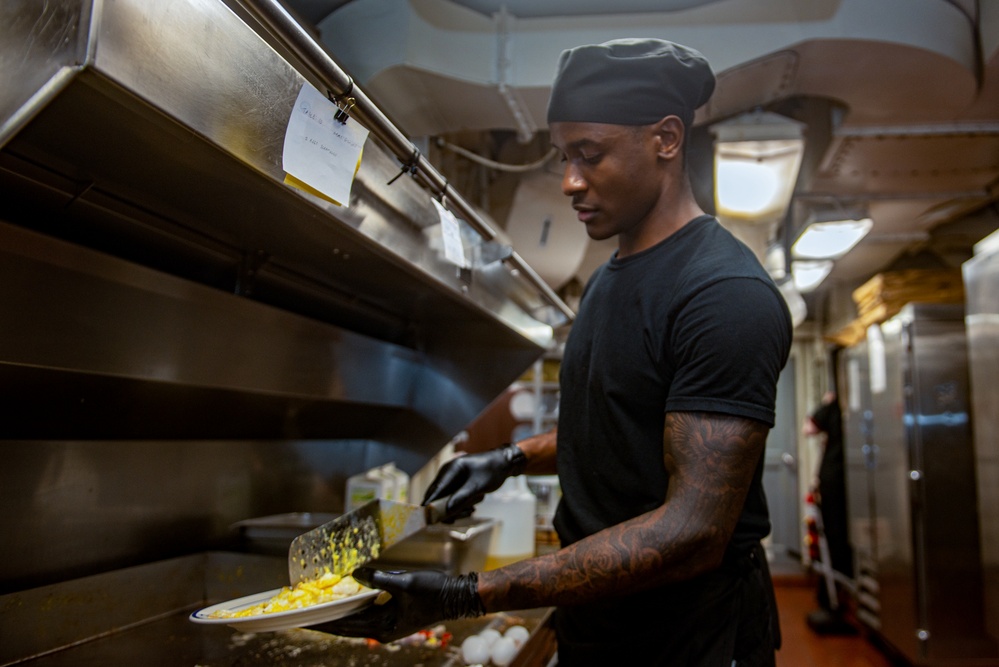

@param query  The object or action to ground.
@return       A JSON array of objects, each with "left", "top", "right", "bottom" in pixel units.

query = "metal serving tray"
[
  {"left": 373, "top": 517, "right": 497, "bottom": 576},
  {"left": 234, "top": 512, "right": 340, "bottom": 555},
  {"left": 234, "top": 512, "right": 496, "bottom": 575}
]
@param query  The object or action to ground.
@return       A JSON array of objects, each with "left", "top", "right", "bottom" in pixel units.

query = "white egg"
[
  {"left": 490, "top": 636, "right": 518, "bottom": 666},
  {"left": 461, "top": 635, "right": 490, "bottom": 665},
  {"left": 504, "top": 624, "right": 530, "bottom": 647},
  {"left": 478, "top": 627, "right": 502, "bottom": 647}
]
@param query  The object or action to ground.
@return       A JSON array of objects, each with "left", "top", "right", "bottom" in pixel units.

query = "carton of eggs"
[
  {"left": 460, "top": 634, "right": 490, "bottom": 664},
  {"left": 460, "top": 624, "right": 530, "bottom": 666},
  {"left": 490, "top": 636, "right": 517, "bottom": 666}
]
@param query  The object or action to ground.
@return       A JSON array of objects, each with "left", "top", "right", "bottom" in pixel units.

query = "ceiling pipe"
[
  {"left": 833, "top": 123, "right": 999, "bottom": 138},
  {"left": 796, "top": 190, "right": 991, "bottom": 201},
  {"left": 233, "top": 0, "right": 574, "bottom": 323},
  {"left": 495, "top": 7, "right": 537, "bottom": 143}
]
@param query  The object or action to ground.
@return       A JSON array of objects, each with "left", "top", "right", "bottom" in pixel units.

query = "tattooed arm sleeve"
[{"left": 477, "top": 411, "right": 769, "bottom": 611}]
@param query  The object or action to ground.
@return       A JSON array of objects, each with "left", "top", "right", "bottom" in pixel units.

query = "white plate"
[{"left": 189, "top": 587, "right": 381, "bottom": 632}]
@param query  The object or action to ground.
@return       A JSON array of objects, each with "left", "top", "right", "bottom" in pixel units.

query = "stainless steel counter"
[
  {"left": 2, "top": 553, "right": 554, "bottom": 667},
  {"left": 17, "top": 609, "right": 553, "bottom": 667}
]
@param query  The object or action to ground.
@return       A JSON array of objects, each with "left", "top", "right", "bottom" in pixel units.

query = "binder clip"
[
  {"left": 333, "top": 96, "right": 355, "bottom": 124},
  {"left": 328, "top": 80, "right": 355, "bottom": 124}
]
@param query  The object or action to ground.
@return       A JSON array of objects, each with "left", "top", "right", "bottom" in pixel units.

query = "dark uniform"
[{"left": 554, "top": 216, "right": 792, "bottom": 665}]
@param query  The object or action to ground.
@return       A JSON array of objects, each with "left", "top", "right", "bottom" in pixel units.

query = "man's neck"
[{"left": 617, "top": 193, "right": 705, "bottom": 258}]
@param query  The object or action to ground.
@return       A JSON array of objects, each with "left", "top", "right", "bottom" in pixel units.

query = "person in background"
[
  {"left": 310, "top": 38, "right": 793, "bottom": 666},
  {"left": 803, "top": 390, "right": 856, "bottom": 635}
]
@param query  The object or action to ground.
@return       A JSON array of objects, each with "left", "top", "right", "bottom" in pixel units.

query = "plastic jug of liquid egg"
[
  {"left": 474, "top": 475, "right": 537, "bottom": 569},
  {"left": 379, "top": 462, "right": 410, "bottom": 502}
]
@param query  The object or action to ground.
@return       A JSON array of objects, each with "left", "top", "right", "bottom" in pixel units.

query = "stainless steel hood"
[{"left": 0, "top": 0, "right": 571, "bottom": 445}]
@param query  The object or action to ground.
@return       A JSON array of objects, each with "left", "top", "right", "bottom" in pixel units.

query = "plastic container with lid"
[
  {"left": 345, "top": 466, "right": 392, "bottom": 511},
  {"left": 473, "top": 475, "right": 537, "bottom": 569},
  {"left": 345, "top": 462, "right": 411, "bottom": 511},
  {"left": 380, "top": 462, "right": 410, "bottom": 502}
]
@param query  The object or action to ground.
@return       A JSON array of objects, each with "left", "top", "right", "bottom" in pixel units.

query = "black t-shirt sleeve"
[{"left": 663, "top": 277, "right": 791, "bottom": 426}]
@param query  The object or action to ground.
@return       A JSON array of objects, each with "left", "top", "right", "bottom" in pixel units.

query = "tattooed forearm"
[{"left": 477, "top": 411, "right": 769, "bottom": 611}]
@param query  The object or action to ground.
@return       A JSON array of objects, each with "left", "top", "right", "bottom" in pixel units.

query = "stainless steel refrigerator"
[
  {"left": 964, "top": 230, "right": 999, "bottom": 660},
  {"left": 840, "top": 303, "right": 996, "bottom": 664}
]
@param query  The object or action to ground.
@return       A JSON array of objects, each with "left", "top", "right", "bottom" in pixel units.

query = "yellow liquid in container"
[
  {"left": 483, "top": 552, "right": 534, "bottom": 570},
  {"left": 474, "top": 477, "right": 537, "bottom": 572}
]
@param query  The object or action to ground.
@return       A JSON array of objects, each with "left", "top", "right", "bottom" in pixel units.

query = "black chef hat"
[{"left": 546, "top": 38, "right": 715, "bottom": 127}]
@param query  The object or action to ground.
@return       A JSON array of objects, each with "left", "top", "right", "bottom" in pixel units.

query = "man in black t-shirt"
[{"left": 310, "top": 39, "right": 792, "bottom": 666}]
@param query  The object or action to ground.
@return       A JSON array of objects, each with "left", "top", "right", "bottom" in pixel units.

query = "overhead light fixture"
[
  {"left": 711, "top": 110, "right": 806, "bottom": 224},
  {"left": 792, "top": 260, "right": 834, "bottom": 293},
  {"left": 793, "top": 215, "right": 873, "bottom": 260}
]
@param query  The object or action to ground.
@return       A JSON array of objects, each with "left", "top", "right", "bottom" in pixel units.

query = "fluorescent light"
[
  {"left": 711, "top": 111, "right": 805, "bottom": 223},
  {"left": 792, "top": 260, "right": 833, "bottom": 293},
  {"left": 793, "top": 218, "right": 873, "bottom": 260},
  {"left": 716, "top": 160, "right": 780, "bottom": 216}
]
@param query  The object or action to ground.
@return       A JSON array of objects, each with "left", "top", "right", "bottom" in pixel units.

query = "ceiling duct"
[
  {"left": 317, "top": 0, "right": 979, "bottom": 137},
  {"left": 316, "top": 0, "right": 998, "bottom": 296}
]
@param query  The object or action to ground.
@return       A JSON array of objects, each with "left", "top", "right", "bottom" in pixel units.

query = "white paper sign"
[
  {"left": 847, "top": 358, "right": 861, "bottom": 412},
  {"left": 283, "top": 83, "right": 369, "bottom": 205},
  {"left": 432, "top": 198, "right": 468, "bottom": 268},
  {"left": 867, "top": 324, "right": 887, "bottom": 395}
]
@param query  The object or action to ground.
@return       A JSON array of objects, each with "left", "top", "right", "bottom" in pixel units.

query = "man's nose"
[{"left": 561, "top": 164, "right": 585, "bottom": 196}]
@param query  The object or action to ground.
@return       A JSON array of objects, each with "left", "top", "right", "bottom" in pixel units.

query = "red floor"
[{"left": 774, "top": 579, "right": 897, "bottom": 667}]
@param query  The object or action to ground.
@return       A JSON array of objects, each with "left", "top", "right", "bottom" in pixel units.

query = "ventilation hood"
[{"left": 0, "top": 0, "right": 571, "bottom": 450}]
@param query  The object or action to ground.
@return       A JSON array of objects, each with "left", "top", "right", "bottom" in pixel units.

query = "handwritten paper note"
[
  {"left": 432, "top": 198, "right": 468, "bottom": 268},
  {"left": 867, "top": 324, "right": 887, "bottom": 395},
  {"left": 283, "top": 83, "right": 369, "bottom": 205}
]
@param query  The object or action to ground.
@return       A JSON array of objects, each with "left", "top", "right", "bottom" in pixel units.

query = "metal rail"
[{"left": 235, "top": 0, "right": 574, "bottom": 323}]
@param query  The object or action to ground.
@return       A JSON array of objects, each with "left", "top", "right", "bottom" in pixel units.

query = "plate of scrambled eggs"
[{"left": 190, "top": 572, "right": 380, "bottom": 632}]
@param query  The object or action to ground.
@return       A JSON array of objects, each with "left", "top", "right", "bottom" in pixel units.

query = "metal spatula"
[{"left": 288, "top": 497, "right": 450, "bottom": 583}]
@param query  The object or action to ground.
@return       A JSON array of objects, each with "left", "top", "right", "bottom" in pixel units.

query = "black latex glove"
[
  {"left": 422, "top": 443, "right": 527, "bottom": 521},
  {"left": 305, "top": 567, "right": 485, "bottom": 643}
]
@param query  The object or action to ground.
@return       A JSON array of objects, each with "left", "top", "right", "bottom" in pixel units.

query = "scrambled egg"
[
  {"left": 210, "top": 571, "right": 369, "bottom": 618},
  {"left": 212, "top": 517, "right": 384, "bottom": 619}
]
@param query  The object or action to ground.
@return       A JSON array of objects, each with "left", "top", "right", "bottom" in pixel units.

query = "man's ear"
[{"left": 654, "top": 115, "right": 685, "bottom": 160}]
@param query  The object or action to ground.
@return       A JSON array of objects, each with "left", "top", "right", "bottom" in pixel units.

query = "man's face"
[{"left": 549, "top": 121, "right": 664, "bottom": 242}]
